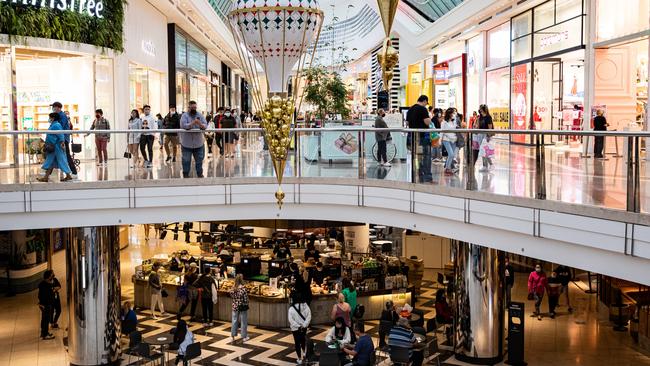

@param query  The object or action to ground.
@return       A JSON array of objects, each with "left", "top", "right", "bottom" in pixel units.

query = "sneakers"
[
  {"left": 62, "top": 175, "right": 73, "bottom": 182},
  {"left": 242, "top": 337, "right": 250, "bottom": 342},
  {"left": 296, "top": 358, "right": 302, "bottom": 365},
  {"left": 538, "top": 315, "right": 542, "bottom": 321},
  {"left": 36, "top": 177, "right": 49, "bottom": 182},
  {"left": 51, "top": 323, "right": 59, "bottom": 329},
  {"left": 381, "top": 162, "right": 391, "bottom": 167},
  {"left": 41, "top": 334, "right": 55, "bottom": 340}
]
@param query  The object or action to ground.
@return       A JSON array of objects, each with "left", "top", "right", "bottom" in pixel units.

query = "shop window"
[
  {"left": 487, "top": 22, "right": 510, "bottom": 68},
  {"left": 596, "top": 0, "right": 649, "bottom": 42},
  {"left": 533, "top": 17, "right": 583, "bottom": 58},
  {"left": 556, "top": 0, "right": 584, "bottom": 24},
  {"left": 533, "top": 1, "right": 555, "bottom": 31},
  {"left": 176, "top": 33, "right": 187, "bottom": 67},
  {"left": 511, "top": 63, "right": 531, "bottom": 143},
  {"left": 511, "top": 11, "right": 532, "bottom": 39},
  {"left": 511, "top": 36, "right": 532, "bottom": 63},
  {"left": 486, "top": 67, "right": 510, "bottom": 130}
]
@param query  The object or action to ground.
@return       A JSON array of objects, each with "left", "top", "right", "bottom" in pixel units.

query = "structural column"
[
  {"left": 66, "top": 226, "right": 121, "bottom": 366},
  {"left": 453, "top": 241, "right": 504, "bottom": 364}
]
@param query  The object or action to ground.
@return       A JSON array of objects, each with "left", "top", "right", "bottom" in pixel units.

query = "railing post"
[
  {"left": 410, "top": 131, "right": 417, "bottom": 184},
  {"left": 626, "top": 136, "right": 640, "bottom": 213},
  {"left": 294, "top": 130, "right": 300, "bottom": 178},
  {"left": 466, "top": 131, "right": 474, "bottom": 191},
  {"left": 535, "top": 133, "right": 547, "bottom": 200},
  {"left": 358, "top": 130, "right": 365, "bottom": 180}
]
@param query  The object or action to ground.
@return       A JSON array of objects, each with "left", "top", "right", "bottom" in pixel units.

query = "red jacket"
[{"left": 528, "top": 271, "right": 547, "bottom": 295}]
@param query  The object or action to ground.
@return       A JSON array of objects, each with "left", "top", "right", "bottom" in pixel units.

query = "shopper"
[
  {"left": 156, "top": 113, "right": 164, "bottom": 150},
  {"left": 220, "top": 108, "right": 237, "bottom": 158},
  {"left": 163, "top": 106, "right": 181, "bottom": 163},
  {"left": 441, "top": 108, "right": 458, "bottom": 176},
  {"left": 181, "top": 262, "right": 200, "bottom": 322},
  {"left": 50, "top": 271, "right": 62, "bottom": 328},
  {"left": 139, "top": 107, "right": 156, "bottom": 168},
  {"left": 180, "top": 101, "right": 208, "bottom": 178},
  {"left": 38, "top": 270, "right": 55, "bottom": 340},
  {"left": 230, "top": 274, "right": 250, "bottom": 342},
  {"left": 149, "top": 262, "right": 166, "bottom": 319},
  {"left": 593, "top": 109, "right": 608, "bottom": 158},
  {"left": 194, "top": 267, "right": 217, "bottom": 326},
  {"left": 556, "top": 265, "right": 573, "bottom": 312},
  {"left": 214, "top": 107, "right": 225, "bottom": 155},
  {"left": 343, "top": 320, "right": 374, "bottom": 366},
  {"left": 379, "top": 300, "right": 398, "bottom": 349},
  {"left": 173, "top": 320, "right": 195, "bottom": 366},
  {"left": 431, "top": 108, "right": 443, "bottom": 162},
  {"left": 127, "top": 109, "right": 142, "bottom": 167},
  {"left": 342, "top": 278, "right": 358, "bottom": 320},
  {"left": 472, "top": 104, "right": 494, "bottom": 171},
  {"left": 37, "top": 113, "right": 73, "bottom": 182},
  {"left": 374, "top": 108, "right": 391, "bottom": 166},
  {"left": 528, "top": 264, "right": 547, "bottom": 321},
  {"left": 388, "top": 317, "right": 422, "bottom": 366},
  {"left": 89, "top": 109, "right": 111, "bottom": 166},
  {"left": 288, "top": 291, "right": 312, "bottom": 364},
  {"left": 434, "top": 289, "right": 453, "bottom": 335},
  {"left": 206, "top": 115, "right": 216, "bottom": 158},
  {"left": 176, "top": 277, "right": 191, "bottom": 321},
  {"left": 325, "top": 317, "right": 351, "bottom": 347},
  {"left": 121, "top": 301, "right": 138, "bottom": 327},
  {"left": 406, "top": 95, "right": 433, "bottom": 182},
  {"left": 505, "top": 257, "right": 514, "bottom": 306},
  {"left": 50, "top": 101, "right": 77, "bottom": 176},
  {"left": 330, "top": 293, "right": 352, "bottom": 329},
  {"left": 547, "top": 271, "right": 562, "bottom": 318}
]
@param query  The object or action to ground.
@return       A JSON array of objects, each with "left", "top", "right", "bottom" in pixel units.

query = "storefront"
[
  {"left": 486, "top": 22, "right": 511, "bottom": 130},
  {"left": 509, "top": 0, "right": 586, "bottom": 144},
  {"left": 593, "top": 0, "right": 649, "bottom": 141},
  {"left": 433, "top": 54, "right": 466, "bottom": 116},
  {"left": 168, "top": 26, "right": 210, "bottom": 113},
  {"left": 405, "top": 59, "right": 433, "bottom": 107}
]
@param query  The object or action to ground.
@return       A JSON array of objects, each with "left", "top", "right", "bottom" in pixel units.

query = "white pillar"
[
  {"left": 343, "top": 224, "right": 370, "bottom": 255},
  {"left": 583, "top": 0, "right": 597, "bottom": 157}
]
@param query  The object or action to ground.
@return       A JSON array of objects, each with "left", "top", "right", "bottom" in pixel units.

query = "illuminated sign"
[{"left": 1, "top": 0, "right": 105, "bottom": 18}]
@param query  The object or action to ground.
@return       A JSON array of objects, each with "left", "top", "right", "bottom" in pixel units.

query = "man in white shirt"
[{"left": 140, "top": 105, "right": 158, "bottom": 168}]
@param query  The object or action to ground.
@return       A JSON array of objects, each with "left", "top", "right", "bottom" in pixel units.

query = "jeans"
[
  {"left": 95, "top": 138, "right": 108, "bottom": 163},
  {"left": 432, "top": 146, "right": 442, "bottom": 160},
  {"left": 534, "top": 292, "right": 544, "bottom": 314},
  {"left": 181, "top": 146, "right": 205, "bottom": 177},
  {"left": 292, "top": 328, "right": 307, "bottom": 359},
  {"left": 201, "top": 297, "right": 213, "bottom": 323},
  {"left": 418, "top": 133, "right": 432, "bottom": 182},
  {"left": 231, "top": 310, "right": 248, "bottom": 338},
  {"left": 377, "top": 140, "right": 387, "bottom": 163},
  {"left": 40, "top": 305, "right": 53, "bottom": 337},
  {"left": 442, "top": 141, "right": 456, "bottom": 170},
  {"left": 139, "top": 135, "right": 154, "bottom": 162}
]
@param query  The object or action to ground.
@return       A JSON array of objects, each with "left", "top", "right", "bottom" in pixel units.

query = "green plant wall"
[{"left": 0, "top": 1, "right": 125, "bottom": 51}]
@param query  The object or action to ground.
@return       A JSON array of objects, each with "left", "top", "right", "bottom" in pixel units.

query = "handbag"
[
  {"left": 71, "top": 143, "right": 82, "bottom": 153},
  {"left": 43, "top": 143, "right": 55, "bottom": 154},
  {"left": 123, "top": 151, "right": 132, "bottom": 159},
  {"left": 455, "top": 132, "right": 465, "bottom": 147}
]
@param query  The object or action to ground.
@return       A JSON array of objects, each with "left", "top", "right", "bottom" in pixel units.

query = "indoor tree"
[{"left": 302, "top": 66, "right": 351, "bottom": 121}]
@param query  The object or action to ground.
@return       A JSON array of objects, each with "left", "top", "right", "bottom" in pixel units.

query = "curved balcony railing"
[{"left": 0, "top": 127, "right": 647, "bottom": 213}]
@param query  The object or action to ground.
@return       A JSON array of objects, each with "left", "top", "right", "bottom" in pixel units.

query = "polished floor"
[
  {"left": 0, "top": 137, "right": 647, "bottom": 213},
  {"left": 1, "top": 227, "right": 649, "bottom": 365}
]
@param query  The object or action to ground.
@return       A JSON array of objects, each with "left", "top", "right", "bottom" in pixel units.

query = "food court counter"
[{"left": 134, "top": 278, "right": 412, "bottom": 328}]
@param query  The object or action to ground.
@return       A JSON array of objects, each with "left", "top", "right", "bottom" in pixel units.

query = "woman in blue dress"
[{"left": 37, "top": 113, "right": 72, "bottom": 182}]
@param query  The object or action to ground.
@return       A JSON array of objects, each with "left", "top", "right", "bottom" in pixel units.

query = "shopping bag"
[{"left": 478, "top": 138, "right": 495, "bottom": 159}]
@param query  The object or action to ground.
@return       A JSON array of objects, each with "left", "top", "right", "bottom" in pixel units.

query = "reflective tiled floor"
[
  {"left": 1, "top": 140, "right": 647, "bottom": 212},
  {"left": 1, "top": 226, "right": 649, "bottom": 365}
]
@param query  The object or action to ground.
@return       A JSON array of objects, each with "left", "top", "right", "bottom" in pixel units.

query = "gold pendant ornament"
[{"left": 376, "top": 0, "right": 400, "bottom": 91}]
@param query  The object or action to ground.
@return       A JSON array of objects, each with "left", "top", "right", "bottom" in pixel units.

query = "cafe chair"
[
  {"left": 426, "top": 319, "right": 437, "bottom": 336},
  {"left": 389, "top": 346, "right": 411, "bottom": 366},
  {"left": 124, "top": 331, "right": 142, "bottom": 365},
  {"left": 136, "top": 342, "right": 164, "bottom": 366},
  {"left": 183, "top": 342, "right": 202, "bottom": 365},
  {"left": 319, "top": 351, "right": 341, "bottom": 366},
  {"left": 424, "top": 338, "right": 442, "bottom": 366}
]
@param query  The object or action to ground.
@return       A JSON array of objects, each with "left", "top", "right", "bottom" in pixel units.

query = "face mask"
[
  {"left": 95, "top": 115, "right": 101, "bottom": 119},
  {"left": 225, "top": 113, "right": 231, "bottom": 117}
]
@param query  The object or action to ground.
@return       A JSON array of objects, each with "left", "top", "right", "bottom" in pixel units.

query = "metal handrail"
[{"left": 0, "top": 128, "right": 649, "bottom": 137}]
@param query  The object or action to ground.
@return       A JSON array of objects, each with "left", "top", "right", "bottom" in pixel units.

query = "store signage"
[
  {"left": 433, "top": 62, "right": 449, "bottom": 85},
  {"left": 511, "top": 63, "right": 528, "bottom": 143},
  {"left": 435, "top": 85, "right": 449, "bottom": 109},
  {"left": 141, "top": 40, "right": 156, "bottom": 57},
  {"left": 2, "top": 0, "right": 106, "bottom": 18},
  {"left": 539, "top": 30, "right": 569, "bottom": 50}
]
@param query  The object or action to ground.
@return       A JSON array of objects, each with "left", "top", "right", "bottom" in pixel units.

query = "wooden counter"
[{"left": 134, "top": 279, "right": 412, "bottom": 328}]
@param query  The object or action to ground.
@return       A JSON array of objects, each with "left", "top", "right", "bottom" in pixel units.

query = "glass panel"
[
  {"left": 511, "top": 10, "right": 532, "bottom": 39},
  {"left": 187, "top": 42, "right": 207, "bottom": 74},
  {"left": 486, "top": 67, "right": 510, "bottom": 130},
  {"left": 532, "top": 62, "right": 555, "bottom": 131},
  {"left": 176, "top": 72, "right": 188, "bottom": 111},
  {"left": 487, "top": 22, "right": 510, "bottom": 68},
  {"left": 533, "top": 1, "right": 555, "bottom": 31},
  {"left": 148, "top": 70, "right": 162, "bottom": 116},
  {"left": 511, "top": 35, "right": 531, "bottom": 63},
  {"left": 0, "top": 47, "right": 13, "bottom": 165},
  {"left": 128, "top": 64, "right": 149, "bottom": 111},
  {"left": 175, "top": 33, "right": 187, "bottom": 67},
  {"left": 95, "top": 57, "right": 115, "bottom": 159},
  {"left": 556, "top": 0, "right": 583, "bottom": 23},
  {"left": 466, "top": 35, "right": 483, "bottom": 116},
  {"left": 596, "top": 0, "right": 649, "bottom": 42},
  {"left": 511, "top": 62, "right": 531, "bottom": 144},
  {"left": 533, "top": 17, "right": 583, "bottom": 58}
]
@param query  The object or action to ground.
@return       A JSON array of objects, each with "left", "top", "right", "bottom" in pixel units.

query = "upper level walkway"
[{"left": 0, "top": 128, "right": 649, "bottom": 284}]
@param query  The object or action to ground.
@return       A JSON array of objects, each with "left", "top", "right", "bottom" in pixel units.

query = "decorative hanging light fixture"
[
  {"left": 376, "top": 0, "right": 400, "bottom": 91},
  {"left": 228, "top": 0, "right": 324, "bottom": 208}
]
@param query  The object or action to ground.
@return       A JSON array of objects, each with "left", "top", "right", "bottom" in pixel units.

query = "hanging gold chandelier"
[{"left": 376, "top": 0, "right": 400, "bottom": 91}]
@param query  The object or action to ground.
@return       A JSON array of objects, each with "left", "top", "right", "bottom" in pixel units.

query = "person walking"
[
  {"left": 504, "top": 257, "right": 514, "bottom": 306},
  {"left": 214, "top": 107, "right": 225, "bottom": 156},
  {"left": 194, "top": 267, "right": 217, "bottom": 326},
  {"left": 37, "top": 113, "right": 73, "bottom": 182},
  {"left": 288, "top": 291, "right": 312, "bottom": 364},
  {"left": 556, "top": 265, "right": 573, "bottom": 312},
  {"left": 163, "top": 106, "right": 181, "bottom": 163},
  {"left": 206, "top": 116, "right": 216, "bottom": 158},
  {"left": 220, "top": 109, "right": 237, "bottom": 158},
  {"left": 230, "top": 274, "right": 250, "bottom": 342},
  {"left": 180, "top": 101, "right": 208, "bottom": 178},
  {"left": 374, "top": 109, "right": 391, "bottom": 166},
  {"left": 593, "top": 109, "right": 608, "bottom": 158},
  {"left": 139, "top": 107, "right": 156, "bottom": 168},
  {"left": 431, "top": 108, "right": 443, "bottom": 163},
  {"left": 156, "top": 113, "right": 164, "bottom": 151},
  {"left": 50, "top": 271, "right": 62, "bottom": 328},
  {"left": 38, "top": 270, "right": 55, "bottom": 340},
  {"left": 89, "top": 109, "right": 111, "bottom": 166},
  {"left": 441, "top": 108, "right": 458, "bottom": 176},
  {"left": 149, "top": 263, "right": 166, "bottom": 319},
  {"left": 50, "top": 101, "right": 77, "bottom": 176},
  {"left": 547, "top": 271, "right": 562, "bottom": 318},
  {"left": 406, "top": 95, "right": 432, "bottom": 182},
  {"left": 127, "top": 109, "right": 142, "bottom": 168},
  {"left": 472, "top": 104, "right": 494, "bottom": 171},
  {"left": 528, "top": 264, "right": 547, "bottom": 320}
]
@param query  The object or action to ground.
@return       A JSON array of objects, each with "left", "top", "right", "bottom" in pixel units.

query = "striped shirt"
[{"left": 388, "top": 326, "right": 416, "bottom": 357}]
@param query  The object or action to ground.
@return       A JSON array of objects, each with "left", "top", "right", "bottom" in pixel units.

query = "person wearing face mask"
[
  {"left": 163, "top": 106, "right": 181, "bottom": 163},
  {"left": 127, "top": 109, "right": 142, "bottom": 168},
  {"left": 220, "top": 109, "right": 237, "bottom": 158},
  {"left": 504, "top": 257, "right": 514, "bottom": 306},
  {"left": 374, "top": 108, "right": 391, "bottom": 167},
  {"left": 441, "top": 108, "right": 458, "bottom": 176},
  {"left": 547, "top": 271, "right": 562, "bottom": 319},
  {"left": 180, "top": 101, "right": 208, "bottom": 178},
  {"left": 140, "top": 105, "right": 157, "bottom": 168},
  {"left": 89, "top": 109, "right": 111, "bottom": 166},
  {"left": 528, "top": 264, "right": 547, "bottom": 321}
]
